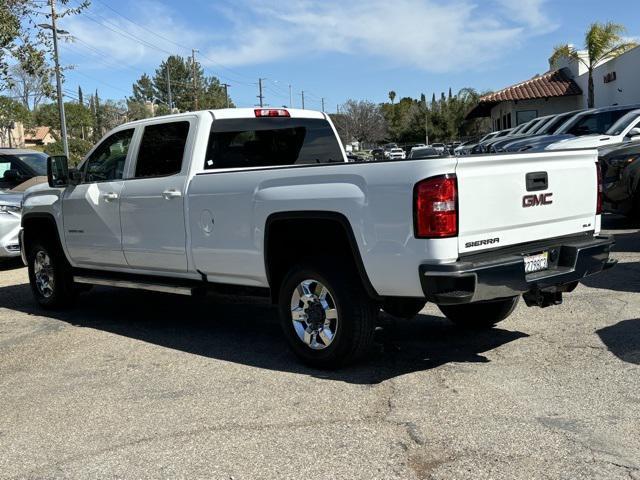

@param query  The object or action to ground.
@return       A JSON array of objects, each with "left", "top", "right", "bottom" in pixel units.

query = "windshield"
[
  {"left": 539, "top": 113, "right": 574, "bottom": 134},
  {"left": 522, "top": 118, "right": 545, "bottom": 134},
  {"left": 14, "top": 153, "right": 48, "bottom": 175},
  {"left": 510, "top": 123, "right": 528, "bottom": 135},
  {"left": 605, "top": 110, "right": 640, "bottom": 136},
  {"left": 559, "top": 108, "right": 637, "bottom": 136}
]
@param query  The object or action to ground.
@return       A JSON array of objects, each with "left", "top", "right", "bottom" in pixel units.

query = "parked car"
[
  {"left": 0, "top": 149, "right": 48, "bottom": 191},
  {"left": 407, "top": 146, "right": 441, "bottom": 159},
  {"left": 371, "top": 148, "right": 385, "bottom": 161},
  {"left": 547, "top": 109, "right": 640, "bottom": 151},
  {"left": 483, "top": 119, "right": 543, "bottom": 153},
  {"left": 382, "top": 143, "right": 398, "bottom": 159},
  {"left": 456, "top": 133, "right": 498, "bottom": 155},
  {"left": 430, "top": 143, "right": 445, "bottom": 153},
  {"left": 403, "top": 144, "right": 425, "bottom": 155},
  {"left": 514, "top": 104, "right": 640, "bottom": 152},
  {"left": 388, "top": 147, "right": 406, "bottom": 160},
  {"left": 454, "top": 140, "right": 479, "bottom": 155},
  {"left": 486, "top": 115, "right": 562, "bottom": 153},
  {"left": 20, "top": 108, "right": 614, "bottom": 367},
  {"left": 471, "top": 128, "right": 513, "bottom": 154},
  {"left": 0, "top": 176, "right": 47, "bottom": 259},
  {"left": 501, "top": 110, "right": 585, "bottom": 152},
  {"left": 599, "top": 140, "right": 640, "bottom": 219}
]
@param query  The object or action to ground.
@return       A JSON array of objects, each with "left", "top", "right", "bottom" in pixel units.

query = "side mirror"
[
  {"left": 3, "top": 169, "right": 21, "bottom": 183},
  {"left": 627, "top": 127, "right": 640, "bottom": 139},
  {"left": 47, "top": 155, "right": 70, "bottom": 188}
]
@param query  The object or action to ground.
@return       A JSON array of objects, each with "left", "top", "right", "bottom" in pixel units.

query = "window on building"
[
  {"left": 516, "top": 110, "right": 537, "bottom": 125},
  {"left": 83, "top": 129, "right": 134, "bottom": 183},
  {"left": 204, "top": 118, "right": 344, "bottom": 170},
  {"left": 134, "top": 121, "right": 190, "bottom": 178}
]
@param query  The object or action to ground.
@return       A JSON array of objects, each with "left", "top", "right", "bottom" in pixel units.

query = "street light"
[{"left": 38, "top": 1, "right": 71, "bottom": 159}]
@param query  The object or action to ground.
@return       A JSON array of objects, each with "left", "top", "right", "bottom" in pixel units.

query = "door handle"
[
  {"left": 102, "top": 192, "right": 119, "bottom": 201},
  {"left": 162, "top": 189, "right": 182, "bottom": 200}
]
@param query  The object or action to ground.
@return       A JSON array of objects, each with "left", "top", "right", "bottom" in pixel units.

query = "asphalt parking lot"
[{"left": 1, "top": 216, "right": 639, "bottom": 480}]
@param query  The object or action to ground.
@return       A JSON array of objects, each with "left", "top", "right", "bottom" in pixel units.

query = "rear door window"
[
  {"left": 134, "top": 121, "right": 190, "bottom": 178},
  {"left": 205, "top": 118, "right": 343, "bottom": 170}
]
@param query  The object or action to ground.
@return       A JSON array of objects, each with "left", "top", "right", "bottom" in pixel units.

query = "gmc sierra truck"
[{"left": 19, "top": 108, "right": 616, "bottom": 367}]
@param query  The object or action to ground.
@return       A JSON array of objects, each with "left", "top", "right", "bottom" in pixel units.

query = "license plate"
[{"left": 524, "top": 251, "right": 549, "bottom": 273}]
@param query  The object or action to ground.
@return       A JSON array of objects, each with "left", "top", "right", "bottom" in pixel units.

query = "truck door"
[
  {"left": 63, "top": 128, "right": 134, "bottom": 267},
  {"left": 120, "top": 119, "right": 192, "bottom": 272}
]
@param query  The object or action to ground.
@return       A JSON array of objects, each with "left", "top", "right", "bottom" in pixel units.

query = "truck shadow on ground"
[
  {"left": 0, "top": 258, "right": 25, "bottom": 272},
  {"left": 0, "top": 283, "right": 528, "bottom": 384},
  {"left": 602, "top": 214, "right": 640, "bottom": 254},
  {"left": 580, "top": 261, "right": 640, "bottom": 293},
  {"left": 596, "top": 319, "right": 640, "bottom": 365}
]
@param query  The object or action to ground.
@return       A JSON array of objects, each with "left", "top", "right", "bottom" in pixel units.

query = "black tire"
[
  {"left": 438, "top": 296, "right": 519, "bottom": 329},
  {"left": 278, "top": 259, "right": 377, "bottom": 368},
  {"left": 26, "top": 238, "right": 76, "bottom": 309},
  {"left": 382, "top": 298, "right": 426, "bottom": 319}
]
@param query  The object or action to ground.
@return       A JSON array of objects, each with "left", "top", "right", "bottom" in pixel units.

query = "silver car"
[{"left": 0, "top": 177, "right": 47, "bottom": 259}]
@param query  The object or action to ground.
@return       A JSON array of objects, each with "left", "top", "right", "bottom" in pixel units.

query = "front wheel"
[
  {"left": 27, "top": 239, "right": 76, "bottom": 309},
  {"left": 438, "top": 296, "right": 519, "bottom": 329},
  {"left": 278, "top": 260, "right": 377, "bottom": 368}
]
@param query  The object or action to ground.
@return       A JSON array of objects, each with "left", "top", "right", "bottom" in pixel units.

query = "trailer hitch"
[{"left": 523, "top": 289, "right": 563, "bottom": 308}]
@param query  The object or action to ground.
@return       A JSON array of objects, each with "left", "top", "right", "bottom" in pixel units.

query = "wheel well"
[
  {"left": 264, "top": 214, "right": 377, "bottom": 302},
  {"left": 22, "top": 215, "right": 61, "bottom": 254}
]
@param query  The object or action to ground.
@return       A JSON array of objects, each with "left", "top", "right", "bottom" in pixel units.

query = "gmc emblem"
[{"left": 523, "top": 193, "right": 553, "bottom": 207}]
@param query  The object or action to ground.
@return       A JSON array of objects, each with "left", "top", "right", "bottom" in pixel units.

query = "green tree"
[
  {"left": 550, "top": 22, "right": 636, "bottom": 108},
  {"left": 44, "top": 137, "right": 93, "bottom": 166},
  {"left": 131, "top": 73, "right": 155, "bottom": 103},
  {"left": 35, "top": 101, "right": 93, "bottom": 140},
  {"left": 1, "top": 0, "right": 89, "bottom": 91},
  {"left": 131, "top": 55, "right": 233, "bottom": 112}
]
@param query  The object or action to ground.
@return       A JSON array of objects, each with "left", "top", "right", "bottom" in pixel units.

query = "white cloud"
[
  {"left": 201, "top": 0, "right": 556, "bottom": 72},
  {"left": 61, "top": 0, "right": 210, "bottom": 69},
  {"left": 60, "top": 0, "right": 556, "bottom": 75}
]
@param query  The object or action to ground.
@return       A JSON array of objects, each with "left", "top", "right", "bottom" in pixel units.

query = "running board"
[{"left": 74, "top": 276, "right": 195, "bottom": 296}]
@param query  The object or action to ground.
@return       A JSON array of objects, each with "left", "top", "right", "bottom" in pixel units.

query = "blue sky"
[{"left": 56, "top": 0, "right": 640, "bottom": 112}]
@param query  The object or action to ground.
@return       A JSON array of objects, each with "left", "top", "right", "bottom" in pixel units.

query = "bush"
[{"left": 44, "top": 138, "right": 94, "bottom": 166}]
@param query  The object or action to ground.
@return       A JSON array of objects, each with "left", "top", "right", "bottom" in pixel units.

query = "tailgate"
[{"left": 455, "top": 150, "right": 598, "bottom": 255}]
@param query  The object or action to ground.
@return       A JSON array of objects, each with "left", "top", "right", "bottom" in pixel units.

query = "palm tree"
[
  {"left": 388, "top": 91, "right": 396, "bottom": 104},
  {"left": 550, "top": 22, "right": 636, "bottom": 108}
]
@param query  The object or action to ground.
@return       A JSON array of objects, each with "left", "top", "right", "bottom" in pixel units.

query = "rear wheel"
[
  {"left": 27, "top": 238, "right": 76, "bottom": 309},
  {"left": 278, "top": 259, "right": 377, "bottom": 368},
  {"left": 438, "top": 296, "right": 519, "bottom": 329}
]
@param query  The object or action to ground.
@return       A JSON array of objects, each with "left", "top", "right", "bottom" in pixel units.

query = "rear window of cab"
[{"left": 205, "top": 118, "right": 344, "bottom": 170}]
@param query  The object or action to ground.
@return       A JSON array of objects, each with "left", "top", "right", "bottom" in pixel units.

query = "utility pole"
[
  {"left": 49, "top": 0, "right": 69, "bottom": 158},
  {"left": 192, "top": 48, "right": 199, "bottom": 111},
  {"left": 289, "top": 84, "right": 293, "bottom": 108},
  {"left": 257, "top": 78, "right": 265, "bottom": 107},
  {"left": 321, "top": 97, "right": 325, "bottom": 112},
  {"left": 166, "top": 67, "right": 173, "bottom": 111},
  {"left": 301, "top": 90, "right": 305, "bottom": 109},
  {"left": 425, "top": 111, "right": 429, "bottom": 145},
  {"left": 221, "top": 83, "right": 230, "bottom": 108}
]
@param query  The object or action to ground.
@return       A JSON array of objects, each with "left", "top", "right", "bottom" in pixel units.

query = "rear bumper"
[{"left": 419, "top": 235, "right": 616, "bottom": 305}]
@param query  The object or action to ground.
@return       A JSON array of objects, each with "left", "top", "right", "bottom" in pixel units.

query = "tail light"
[
  {"left": 596, "top": 162, "right": 603, "bottom": 215},
  {"left": 414, "top": 175, "right": 458, "bottom": 238},
  {"left": 254, "top": 108, "right": 290, "bottom": 117}
]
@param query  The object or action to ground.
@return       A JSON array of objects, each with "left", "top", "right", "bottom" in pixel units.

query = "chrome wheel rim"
[
  {"left": 34, "top": 250, "right": 55, "bottom": 298},
  {"left": 290, "top": 279, "right": 339, "bottom": 350}
]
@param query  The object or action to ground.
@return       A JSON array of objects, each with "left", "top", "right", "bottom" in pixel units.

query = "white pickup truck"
[{"left": 19, "top": 108, "right": 615, "bottom": 367}]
